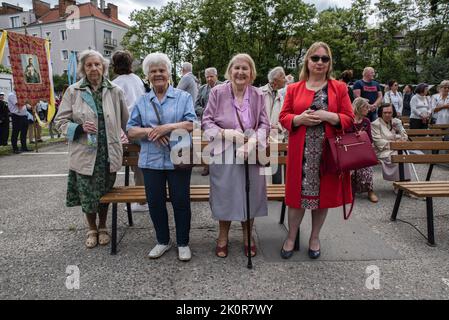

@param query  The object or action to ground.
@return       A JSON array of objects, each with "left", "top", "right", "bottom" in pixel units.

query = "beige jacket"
[
  {"left": 55, "top": 79, "right": 129, "bottom": 176},
  {"left": 260, "top": 83, "right": 286, "bottom": 141},
  {"left": 371, "top": 117, "right": 408, "bottom": 159}
]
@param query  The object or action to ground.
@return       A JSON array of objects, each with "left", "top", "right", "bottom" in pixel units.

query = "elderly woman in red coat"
[{"left": 279, "top": 42, "right": 354, "bottom": 259}]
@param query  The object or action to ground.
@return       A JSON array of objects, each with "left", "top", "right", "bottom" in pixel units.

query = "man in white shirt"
[{"left": 8, "top": 91, "right": 31, "bottom": 153}]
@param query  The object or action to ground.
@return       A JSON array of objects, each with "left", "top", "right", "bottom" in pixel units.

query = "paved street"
[{"left": 1, "top": 142, "right": 449, "bottom": 299}]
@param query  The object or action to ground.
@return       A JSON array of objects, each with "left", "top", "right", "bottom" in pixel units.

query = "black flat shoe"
[
  {"left": 308, "top": 248, "right": 321, "bottom": 259},
  {"left": 280, "top": 242, "right": 294, "bottom": 259}
]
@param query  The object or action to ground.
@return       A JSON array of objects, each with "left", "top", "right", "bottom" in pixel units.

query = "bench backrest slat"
[
  {"left": 391, "top": 154, "right": 449, "bottom": 164},
  {"left": 390, "top": 141, "right": 449, "bottom": 150},
  {"left": 406, "top": 129, "right": 449, "bottom": 136}
]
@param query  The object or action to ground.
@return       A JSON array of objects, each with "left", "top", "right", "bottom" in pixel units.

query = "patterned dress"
[
  {"left": 300, "top": 86, "right": 328, "bottom": 209},
  {"left": 350, "top": 118, "right": 374, "bottom": 193},
  {"left": 66, "top": 79, "right": 116, "bottom": 214}
]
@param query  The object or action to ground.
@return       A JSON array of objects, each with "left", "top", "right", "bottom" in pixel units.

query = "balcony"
[{"left": 104, "top": 38, "right": 117, "bottom": 48}]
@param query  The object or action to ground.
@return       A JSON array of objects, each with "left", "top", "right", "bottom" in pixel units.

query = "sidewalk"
[{"left": 1, "top": 142, "right": 449, "bottom": 299}]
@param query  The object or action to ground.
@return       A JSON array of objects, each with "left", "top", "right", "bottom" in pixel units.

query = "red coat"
[{"left": 279, "top": 79, "right": 354, "bottom": 209}]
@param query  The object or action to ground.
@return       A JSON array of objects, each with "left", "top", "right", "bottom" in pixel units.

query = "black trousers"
[
  {"left": 0, "top": 118, "right": 9, "bottom": 145},
  {"left": 409, "top": 118, "right": 429, "bottom": 129},
  {"left": 11, "top": 114, "right": 28, "bottom": 151}
]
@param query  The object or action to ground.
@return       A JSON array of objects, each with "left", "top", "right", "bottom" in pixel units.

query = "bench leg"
[
  {"left": 390, "top": 189, "right": 404, "bottom": 221},
  {"left": 425, "top": 164, "right": 434, "bottom": 182},
  {"left": 279, "top": 201, "right": 286, "bottom": 224},
  {"left": 126, "top": 203, "right": 133, "bottom": 226},
  {"left": 111, "top": 203, "right": 117, "bottom": 255},
  {"left": 426, "top": 197, "right": 436, "bottom": 246},
  {"left": 294, "top": 227, "right": 300, "bottom": 251}
]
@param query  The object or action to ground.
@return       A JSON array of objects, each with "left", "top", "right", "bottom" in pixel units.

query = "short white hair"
[
  {"left": 205, "top": 67, "right": 217, "bottom": 76},
  {"left": 142, "top": 52, "right": 172, "bottom": 77},
  {"left": 77, "top": 49, "right": 109, "bottom": 78},
  {"left": 268, "top": 66, "right": 285, "bottom": 83},
  {"left": 182, "top": 62, "right": 192, "bottom": 72}
]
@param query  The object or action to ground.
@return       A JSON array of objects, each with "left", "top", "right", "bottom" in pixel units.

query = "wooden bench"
[
  {"left": 101, "top": 141, "right": 289, "bottom": 255},
  {"left": 399, "top": 116, "right": 410, "bottom": 129},
  {"left": 405, "top": 129, "right": 449, "bottom": 142},
  {"left": 429, "top": 124, "right": 449, "bottom": 130},
  {"left": 389, "top": 141, "right": 449, "bottom": 245}
]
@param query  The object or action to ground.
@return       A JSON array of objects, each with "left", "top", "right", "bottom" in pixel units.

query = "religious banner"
[{"left": 7, "top": 31, "right": 51, "bottom": 108}]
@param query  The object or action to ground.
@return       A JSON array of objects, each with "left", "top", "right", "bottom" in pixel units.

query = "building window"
[
  {"left": 104, "top": 30, "right": 112, "bottom": 40},
  {"left": 104, "top": 50, "right": 111, "bottom": 57},
  {"left": 287, "top": 59, "right": 297, "bottom": 69},
  {"left": 60, "top": 30, "right": 67, "bottom": 41},
  {"left": 10, "top": 16, "right": 20, "bottom": 28},
  {"left": 61, "top": 50, "right": 69, "bottom": 60}
]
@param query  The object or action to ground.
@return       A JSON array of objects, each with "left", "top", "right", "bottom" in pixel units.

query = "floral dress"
[
  {"left": 300, "top": 86, "right": 328, "bottom": 209},
  {"left": 350, "top": 118, "right": 374, "bottom": 193},
  {"left": 66, "top": 79, "right": 116, "bottom": 214}
]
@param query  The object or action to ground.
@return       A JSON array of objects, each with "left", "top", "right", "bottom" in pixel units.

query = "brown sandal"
[
  {"left": 215, "top": 241, "right": 228, "bottom": 258},
  {"left": 98, "top": 228, "right": 110, "bottom": 246},
  {"left": 85, "top": 230, "right": 98, "bottom": 248}
]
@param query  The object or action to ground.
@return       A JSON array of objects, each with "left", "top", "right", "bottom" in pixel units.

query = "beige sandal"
[
  {"left": 85, "top": 230, "right": 98, "bottom": 248},
  {"left": 98, "top": 228, "right": 110, "bottom": 246}
]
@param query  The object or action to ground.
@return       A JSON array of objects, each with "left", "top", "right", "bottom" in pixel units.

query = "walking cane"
[{"left": 244, "top": 158, "right": 253, "bottom": 269}]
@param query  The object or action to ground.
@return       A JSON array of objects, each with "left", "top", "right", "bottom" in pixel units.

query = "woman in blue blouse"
[{"left": 127, "top": 52, "right": 197, "bottom": 261}]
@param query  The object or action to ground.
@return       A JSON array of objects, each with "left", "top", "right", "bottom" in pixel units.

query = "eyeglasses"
[{"left": 310, "top": 55, "right": 331, "bottom": 63}]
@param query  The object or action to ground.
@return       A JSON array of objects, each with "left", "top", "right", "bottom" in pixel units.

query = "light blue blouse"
[{"left": 127, "top": 85, "right": 197, "bottom": 170}]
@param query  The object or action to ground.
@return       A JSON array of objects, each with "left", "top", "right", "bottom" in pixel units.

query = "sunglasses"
[{"left": 310, "top": 55, "right": 331, "bottom": 63}]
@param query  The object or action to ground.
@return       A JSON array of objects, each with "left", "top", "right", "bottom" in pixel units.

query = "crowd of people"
[{"left": 3, "top": 41, "right": 446, "bottom": 262}]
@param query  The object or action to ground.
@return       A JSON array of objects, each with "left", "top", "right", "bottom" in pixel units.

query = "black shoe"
[
  {"left": 280, "top": 241, "right": 294, "bottom": 259},
  {"left": 308, "top": 248, "right": 321, "bottom": 259},
  {"left": 13, "top": 149, "right": 22, "bottom": 154},
  {"left": 37, "top": 139, "right": 43, "bottom": 142}
]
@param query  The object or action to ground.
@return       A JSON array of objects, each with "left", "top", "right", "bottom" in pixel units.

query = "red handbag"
[{"left": 322, "top": 130, "right": 378, "bottom": 219}]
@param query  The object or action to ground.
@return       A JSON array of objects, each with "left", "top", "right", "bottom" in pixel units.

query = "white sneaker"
[
  {"left": 178, "top": 246, "right": 192, "bottom": 261},
  {"left": 148, "top": 242, "right": 172, "bottom": 259},
  {"left": 130, "top": 203, "right": 149, "bottom": 212}
]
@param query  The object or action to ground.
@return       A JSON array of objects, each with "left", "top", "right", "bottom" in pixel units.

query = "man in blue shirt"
[{"left": 353, "top": 67, "right": 383, "bottom": 122}]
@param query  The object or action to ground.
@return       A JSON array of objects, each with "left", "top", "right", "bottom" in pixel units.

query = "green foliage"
[
  {"left": 53, "top": 74, "right": 68, "bottom": 93},
  {"left": 122, "top": 0, "right": 449, "bottom": 86},
  {"left": 0, "top": 64, "right": 12, "bottom": 74}
]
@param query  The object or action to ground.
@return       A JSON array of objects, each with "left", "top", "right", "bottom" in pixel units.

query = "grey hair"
[
  {"left": 77, "top": 49, "right": 109, "bottom": 78},
  {"left": 205, "top": 67, "right": 217, "bottom": 76},
  {"left": 268, "top": 66, "right": 285, "bottom": 83},
  {"left": 142, "top": 52, "right": 172, "bottom": 77},
  {"left": 182, "top": 62, "right": 192, "bottom": 72}
]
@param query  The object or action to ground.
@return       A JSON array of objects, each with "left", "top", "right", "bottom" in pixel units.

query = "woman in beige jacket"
[
  {"left": 371, "top": 103, "right": 411, "bottom": 182},
  {"left": 55, "top": 50, "right": 128, "bottom": 248}
]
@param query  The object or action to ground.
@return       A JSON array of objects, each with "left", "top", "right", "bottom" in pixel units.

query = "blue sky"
[{"left": 17, "top": 0, "right": 353, "bottom": 25}]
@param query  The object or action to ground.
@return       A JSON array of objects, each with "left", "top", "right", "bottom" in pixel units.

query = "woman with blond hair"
[
  {"left": 279, "top": 42, "right": 354, "bottom": 259},
  {"left": 202, "top": 53, "right": 270, "bottom": 258},
  {"left": 350, "top": 97, "right": 378, "bottom": 203}
]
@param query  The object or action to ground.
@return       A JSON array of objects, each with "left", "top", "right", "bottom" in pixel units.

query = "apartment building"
[{"left": 0, "top": 0, "right": 129, "bottom": 75}]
